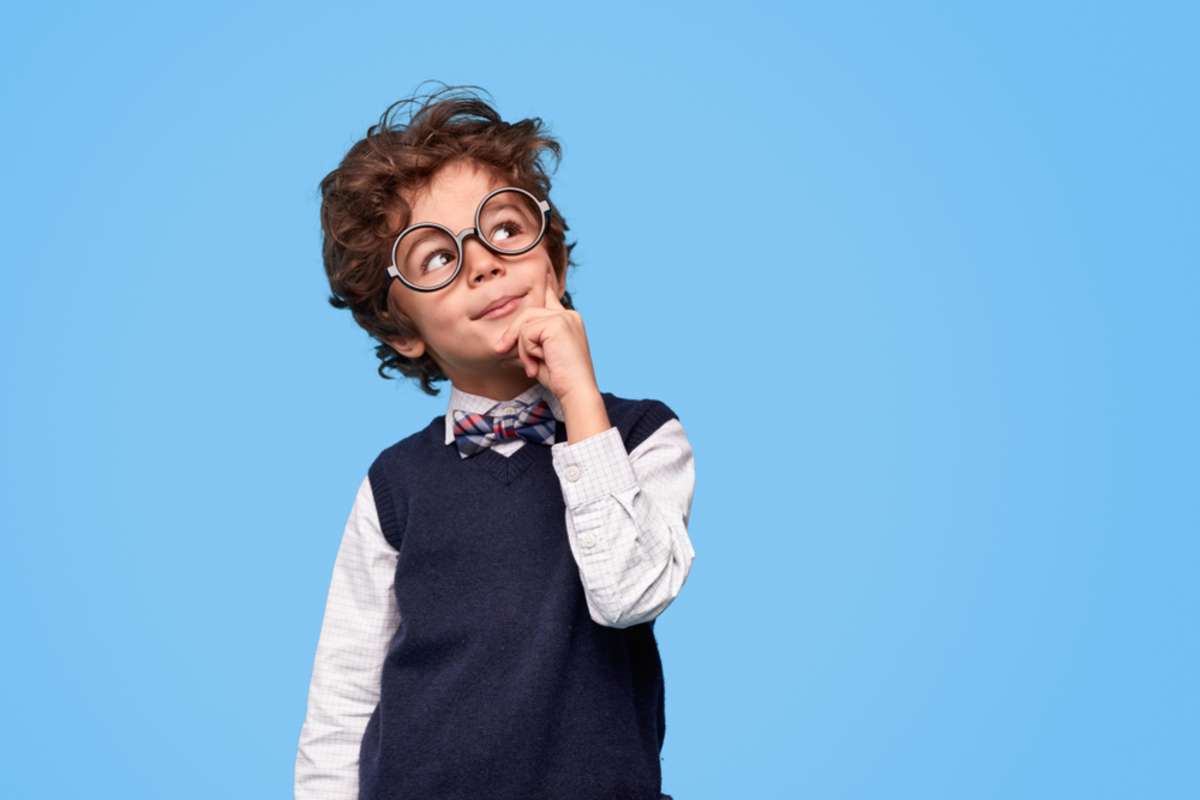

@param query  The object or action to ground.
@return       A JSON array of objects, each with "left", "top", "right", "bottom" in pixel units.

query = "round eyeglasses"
[{"left": 387, "top": 186, "right": 552, "bottom": 293}]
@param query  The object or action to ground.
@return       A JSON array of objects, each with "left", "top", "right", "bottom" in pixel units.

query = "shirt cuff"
[{"left": 550, "top": 426, "right": 638, "bottom": 509}]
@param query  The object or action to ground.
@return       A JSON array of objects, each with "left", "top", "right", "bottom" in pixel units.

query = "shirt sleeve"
[
  {"left": 550, "top": 411, "right": 697, "bottom": 628},
  {"left": 295, "top": 475, "right": 400, "bottom": 800}
]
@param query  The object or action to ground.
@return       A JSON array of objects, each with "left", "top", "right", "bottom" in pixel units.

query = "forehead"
[{"left": 405, "top": 160, "right": 509, "bottom": 228}]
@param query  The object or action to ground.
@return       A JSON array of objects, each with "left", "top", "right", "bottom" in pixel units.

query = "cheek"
[
  {"left": 393, "top": 292, "right": 452, "bottom": 340},
  {"left": 425, "top": 296, "right": 475, "bottom": 336},
  {"left": 524, "top": 252, "right": 555, "bottom": 284},
  {"left": 424, "top": 305, "right": 462, "bottom": 335}
]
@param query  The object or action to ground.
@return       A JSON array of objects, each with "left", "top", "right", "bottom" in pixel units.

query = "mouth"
[{"left": 474, "top": 292, "right": 526, "bottom": 320}]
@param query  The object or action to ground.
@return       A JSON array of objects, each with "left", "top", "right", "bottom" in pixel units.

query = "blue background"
[{"left": 2, "top": 1, "right": 1195, "bottom": 797}]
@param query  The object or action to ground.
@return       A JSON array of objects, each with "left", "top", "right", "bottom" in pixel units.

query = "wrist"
[{"left": 559, "top": 386, "right": 609, "bottom": 443}]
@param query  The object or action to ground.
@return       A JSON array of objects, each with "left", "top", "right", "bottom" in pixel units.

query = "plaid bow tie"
[{"left": 451, "top": 398, "right": 558, "bottom": 459}]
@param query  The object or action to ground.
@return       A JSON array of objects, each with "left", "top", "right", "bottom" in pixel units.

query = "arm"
[
  {"left": 295, "top": 476, "right": 400, "bottom": 800},
  {"left": 550, "top": 412, "right": 697, "bottom": 629}
]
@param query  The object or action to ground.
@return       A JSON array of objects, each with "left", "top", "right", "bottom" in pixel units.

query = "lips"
[{"left": 474, "top": 292, "right": 524, "bottom": 320}]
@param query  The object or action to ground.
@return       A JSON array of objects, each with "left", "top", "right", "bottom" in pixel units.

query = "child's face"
[{"left": 384, "top": 158, "right": 563, "bottom": 388}]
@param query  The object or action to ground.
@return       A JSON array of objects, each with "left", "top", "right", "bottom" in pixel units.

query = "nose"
[{"left": 462, "top": 233, "right": 506, "bottom": 284}]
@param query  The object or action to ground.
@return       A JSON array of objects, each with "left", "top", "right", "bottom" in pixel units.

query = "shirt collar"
[{"left": 444, "top": 382, "right": 565, "bottom": 446}]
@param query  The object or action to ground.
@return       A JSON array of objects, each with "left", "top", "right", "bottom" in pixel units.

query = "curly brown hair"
[{"left": 318, "top": 81, "right": 578, "bottom": 396}]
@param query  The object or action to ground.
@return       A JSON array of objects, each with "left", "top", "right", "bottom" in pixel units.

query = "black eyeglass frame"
[{"left": 386, "top": 186, "right": 553, "bottom": 294}]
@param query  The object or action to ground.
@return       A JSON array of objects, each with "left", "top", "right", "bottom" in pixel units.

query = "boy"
[{"left": 294, "top": 85, "right": 697, "bottom": 800}]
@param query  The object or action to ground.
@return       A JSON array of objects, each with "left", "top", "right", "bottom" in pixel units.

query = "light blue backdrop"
[{"left": 2, "top": 1, "right": 1195, "bottom": 797}]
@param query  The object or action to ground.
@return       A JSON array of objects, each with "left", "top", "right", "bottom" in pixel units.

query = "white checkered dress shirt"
[{"left": 294, "top": 382, "right": 697, "bottom": 799}]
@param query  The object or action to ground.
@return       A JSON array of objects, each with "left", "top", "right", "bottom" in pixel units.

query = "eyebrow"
[
  {"left": 400, "top": 227, "right": 442, "bottom": 251},
  {"left": 405, "top": 191, "right": 525, "bottom": 234},
  {"left": 481, "top": 200, "right": 521, "bottom": 217}
]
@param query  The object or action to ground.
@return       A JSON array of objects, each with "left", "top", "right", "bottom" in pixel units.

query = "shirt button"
[
  {"left": 565, "top": 464, "right": 581, "bottom": 482},
  {"left": 579, "top": 531, "right": 596, "bottom": 549}
]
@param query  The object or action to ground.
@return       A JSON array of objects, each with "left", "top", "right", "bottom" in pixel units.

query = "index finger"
[{"left": 545, "top": 271, "right": 565, "bottom": 310}]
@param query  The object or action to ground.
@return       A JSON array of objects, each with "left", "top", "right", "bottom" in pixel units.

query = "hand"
[{"left": 493, "top": 267, "right": 599, "bottom": 404}]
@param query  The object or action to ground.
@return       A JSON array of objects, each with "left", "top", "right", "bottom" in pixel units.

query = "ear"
[{"left": 386, "top": 334, "right": 426, "bottom": 359}]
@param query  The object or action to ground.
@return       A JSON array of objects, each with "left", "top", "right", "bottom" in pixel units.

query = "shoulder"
[
  {"left": 599, "top": 391, "right": 684, "bottom": 453},
  {"left": 363, "top": 415, "right": 441, "bottom": 550},
  {"left": 365, "top": 413, "right": 444, "bottom": 499},
  {"left": 368, "top": 414, "right": 443, "bottom": 470}
]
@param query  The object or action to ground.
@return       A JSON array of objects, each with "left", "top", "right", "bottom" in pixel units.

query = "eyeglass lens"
[{"left": 394, "top": 189, "right": 545, "bottom": 289}]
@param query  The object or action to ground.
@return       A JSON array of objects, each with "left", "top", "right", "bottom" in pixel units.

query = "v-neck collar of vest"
[{"left": 445, "top": 417, "right": 565, "bottom": 487}]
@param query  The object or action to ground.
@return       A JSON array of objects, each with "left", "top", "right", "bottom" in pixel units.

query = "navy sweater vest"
[{"left": 358, "top": 391, "right": 679, "bottom": 800}]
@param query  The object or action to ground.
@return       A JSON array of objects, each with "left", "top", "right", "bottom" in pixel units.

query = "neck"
[{"left": 449, "top": 371, "right": 539, "bottom": 402}]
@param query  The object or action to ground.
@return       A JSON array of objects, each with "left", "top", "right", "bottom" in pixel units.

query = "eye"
[
  {"left": 490, "top": 221, "right": 522, "bottom": 243},
  {"left": 421, "top": 249, "right": 456, "bottom": 274}
]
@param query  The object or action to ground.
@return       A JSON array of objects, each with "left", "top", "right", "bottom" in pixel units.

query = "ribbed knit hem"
[
  {"left": 627, "top": 399, "right": 680, "bottom": 453},
  {"left": 368, "top": 459, "right": 402, "bottom": 551}
]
